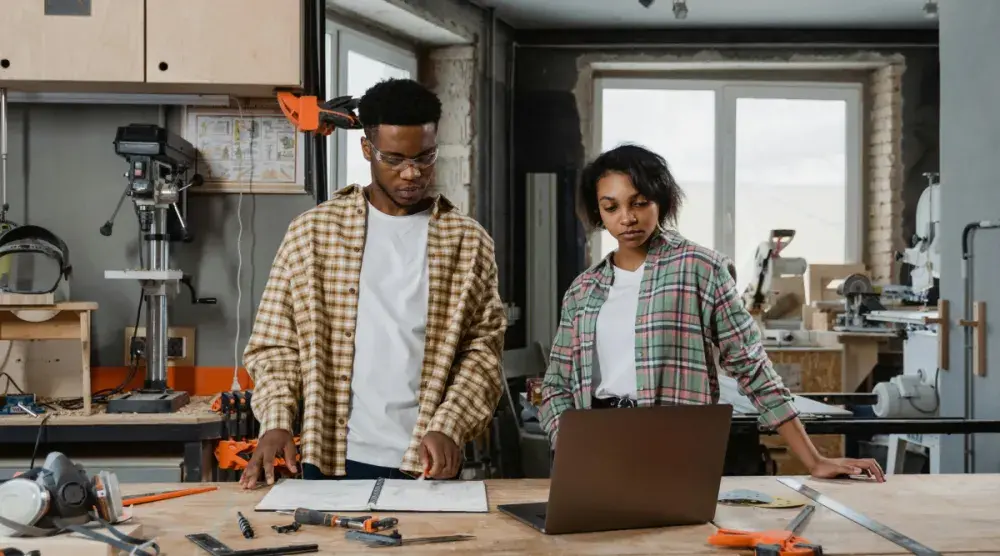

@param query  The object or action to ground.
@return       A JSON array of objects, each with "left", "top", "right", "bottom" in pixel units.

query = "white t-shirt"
[
  {"left": 346, "top": 202, "right": 431, "bottom": 468},
  {"left": 593, "top": 263, "right": 644, "bottom": 400}
]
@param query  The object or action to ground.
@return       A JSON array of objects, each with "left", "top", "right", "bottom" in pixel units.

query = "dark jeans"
[{"left": 303, "top": 460, "right": 414, "bottom": 480}]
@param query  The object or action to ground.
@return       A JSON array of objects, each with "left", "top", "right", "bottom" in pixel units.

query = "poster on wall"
[{"left": 183, "top": 107, "right": 306, "bottom": 194}]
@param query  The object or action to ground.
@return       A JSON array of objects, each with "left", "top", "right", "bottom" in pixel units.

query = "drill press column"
[{"left": 144, "top": 207, "right": 170, "bottom": 391}]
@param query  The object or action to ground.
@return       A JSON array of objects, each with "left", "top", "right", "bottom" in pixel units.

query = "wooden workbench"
[
  {"left": 0, "top": 397, "right": 222, "bottom": 481},
  {"left": 116, "top": 475, "right": 999, "bottom": 555}
]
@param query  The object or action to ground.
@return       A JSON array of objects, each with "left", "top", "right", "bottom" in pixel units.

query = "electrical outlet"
[
  {"left": 124, "top": 326, "right": 196, "bottom": 367},
  {"left": 167, "top": 337, "right": 185, "bottom": 358}
]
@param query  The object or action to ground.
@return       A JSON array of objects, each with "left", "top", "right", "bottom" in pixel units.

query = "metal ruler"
[
  {"left": 777, "top": 478, "right": 941, "bottom": 556},
  {"left": 186, "top": 533, "right": 318, "bottom": 555}
]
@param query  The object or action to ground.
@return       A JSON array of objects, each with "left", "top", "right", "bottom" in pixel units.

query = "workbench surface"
[{"left": 122, "top": 474, "right": 999, "bottom": 555}]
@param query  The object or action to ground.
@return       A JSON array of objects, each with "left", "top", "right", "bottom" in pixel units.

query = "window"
[
  {"left": 593, "top": 78, "right": 862, "bottom": 272},
  {"left": 325, "top": 22, "right": 418, "bottom": 197}
]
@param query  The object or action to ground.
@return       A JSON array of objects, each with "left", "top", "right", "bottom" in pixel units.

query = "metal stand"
[{"left": 101, "top": 124, "right": 214, "bottom": 414}]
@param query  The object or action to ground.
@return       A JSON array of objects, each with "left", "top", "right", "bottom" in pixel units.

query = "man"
[{"left": 240, "top": 78, "right": 506, "bottom": 487}]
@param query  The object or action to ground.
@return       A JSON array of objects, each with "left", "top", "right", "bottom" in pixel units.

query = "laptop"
[{"left": 498, "top": 403, "right": 732, "bottom": 535}]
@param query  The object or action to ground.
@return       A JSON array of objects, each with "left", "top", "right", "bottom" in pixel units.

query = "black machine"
[{"left": 100, "top": 124, "right": 215, "bottom": 414}]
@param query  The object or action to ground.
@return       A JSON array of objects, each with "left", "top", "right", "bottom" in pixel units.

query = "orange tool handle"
[
  {"left": 708, "top": 528, "right": 761, "bottom": 547},
  {"left": 708, "top": 528, "right": 795, "bottom": 547},
  {"left": 123, "top": 486, "right": 218, "bottom": 506}
]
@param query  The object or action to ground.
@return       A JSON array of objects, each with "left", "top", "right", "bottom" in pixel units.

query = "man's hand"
[
  {"left": 240, "top": 429, "right": 298, "bottom": 489},
  {"left": 419, "top": 431, "right": 461, "bottom": 479},
  {"left": 809, "top": 456, "right": 885, "bottom": 483}
]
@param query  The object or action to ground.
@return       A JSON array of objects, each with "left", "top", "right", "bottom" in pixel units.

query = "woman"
[{"left": 539, "top": 144, "right": 884, "bottom": 482}]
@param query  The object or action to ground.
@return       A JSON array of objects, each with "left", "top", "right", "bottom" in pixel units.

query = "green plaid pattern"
[{"left": 539, "top": 229, "right": 799, "bottom": 444}]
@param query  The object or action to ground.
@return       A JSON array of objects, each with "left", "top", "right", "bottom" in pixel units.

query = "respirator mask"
[{"left": 0, "top": 452, "right": 159, "bottom": 555}]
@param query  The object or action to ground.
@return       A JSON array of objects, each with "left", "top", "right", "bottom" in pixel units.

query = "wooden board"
[
  {"left": 145, "top": 0, "right": 302, "bottom": 86},
  {"left": 0, "top": 292, "right": 54, "bottom": 306},
  {"left": 0, "top": 0, "right": 144, "bottom": 83},
  {"left": 769, "top": 348, "right": 843, "bottom": 392},
  {"left": 0, "top": 396, "right": 221, "bottom": 426},
  {"left": 0, "top": 522, "right": 142, "bottom": 556},
  {"left": 119, "top": 476, "right": 1000, "bottom": 555},
  {"left": 764, "top": 348, "right": 845, "bottom": 470}
]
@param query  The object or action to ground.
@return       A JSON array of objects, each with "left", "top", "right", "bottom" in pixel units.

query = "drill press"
[{"left": 101, "top": 124, "right": 216, "bottom": 414}]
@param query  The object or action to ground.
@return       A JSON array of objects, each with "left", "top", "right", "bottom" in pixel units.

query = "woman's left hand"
[{"left": 809, "top": 456, "right": 885, "bottom": 482}]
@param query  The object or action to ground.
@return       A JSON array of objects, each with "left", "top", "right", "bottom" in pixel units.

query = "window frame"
[
  {"left": 592, "top": 76, "right": 864, "bottom": 266},
  {"left": 325, "top": 19, "right": 418, "bottom": 198}
]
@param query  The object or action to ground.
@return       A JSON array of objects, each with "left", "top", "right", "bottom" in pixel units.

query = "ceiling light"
[
  {"left": 672, "top": 0, "right": 688, "bottom": 20},
  {"left": 923, "top": 0, "right": 938, "bottom": 19}
]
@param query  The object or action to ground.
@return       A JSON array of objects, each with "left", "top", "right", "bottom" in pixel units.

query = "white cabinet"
[
  {"left": 145, "top": 0, "right": 303, "bottom": 87},
  {"left": 0, "top": 0, "right": 144, "bottom": 83}
]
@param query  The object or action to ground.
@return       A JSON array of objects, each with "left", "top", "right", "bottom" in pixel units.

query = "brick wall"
[
  {"left": 422, "top": 46, "right": 476, "bottom": 215},
  {"left": 867, "top": 63, "right": 907, "bottom": 284}
]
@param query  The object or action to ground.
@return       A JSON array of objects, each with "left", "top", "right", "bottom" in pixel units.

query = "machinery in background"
[
  {"left": 99, "top": 124, "right": 216, "bottom": 414},
  {"left": 833, "top": 173, "right": 941, "bottom": 334},
  {"left": 831, "top": 274, "right": 912, "bottom": 333},
  {"left": 740, "top": 229, "right": 808, "bottom": 344},
  {"left": 864, "top": 172, "right": 945, "bottom": 473}
]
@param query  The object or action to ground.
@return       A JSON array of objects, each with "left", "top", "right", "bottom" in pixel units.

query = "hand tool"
[
  {"left": 186, "top": 533, "right": 318, "bottom": 555},
  {"left": 215, "top": 437, "right": 302, "bottom": 473},
  {"left": 778, "top": 478, "right": 941, "bottom": 556},
  {"left": 293, "top": 507, "right": 398, "bottom": 532},
  {"left": 345, "top": 529, "right": 476, "bottom": 547},
  {"left": 276, "top": 91, "right": 363, "bottom": 135},
  {"left": 272, "top": 522, "right": 300, "bottom": 534},
  {"left": 122, "top": 486, "right": 218, "bottom": 506},
  {"left": 709, "top": 504, "right": 822, "bottom": 555},
  {"left": 237, "top": 511, "right": 255, "bottom": 539}
]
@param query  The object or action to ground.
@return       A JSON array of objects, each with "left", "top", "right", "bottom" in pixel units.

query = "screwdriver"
[{"left": 293, "top": 508, "right": 399, "bottom": 533}]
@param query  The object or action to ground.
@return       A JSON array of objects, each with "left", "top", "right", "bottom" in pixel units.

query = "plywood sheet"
[{"left": 119, "top": 476, "right": 1000, "bottom": 555}]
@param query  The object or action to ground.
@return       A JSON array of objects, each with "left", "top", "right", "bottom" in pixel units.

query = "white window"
[
  {"left": 593, "top": 78, "right": 863, "bottom": 272},
  {"left": 325, "top": 21, "right": 418, "bottom": 196}
]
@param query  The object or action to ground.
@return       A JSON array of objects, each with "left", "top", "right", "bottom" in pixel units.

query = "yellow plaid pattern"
[{"left": 244, "top": 184, "right": 507, "bottom": 477}]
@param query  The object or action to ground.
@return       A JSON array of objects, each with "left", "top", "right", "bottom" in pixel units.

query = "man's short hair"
[{"left": 358, "top": 78, "right": 442, "bottom": 134}]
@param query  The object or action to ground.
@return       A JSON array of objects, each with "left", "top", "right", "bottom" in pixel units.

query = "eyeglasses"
[{"left": 365, "top": 139, "right": 438, "bottom": 171}]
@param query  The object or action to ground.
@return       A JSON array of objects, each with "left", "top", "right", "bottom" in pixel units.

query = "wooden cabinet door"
[
  {"left": 145, "top": 0, "right": 302, "bottom": 87},
  {"left": 0, "top": 0, "right": 144, "bottom": 82}
]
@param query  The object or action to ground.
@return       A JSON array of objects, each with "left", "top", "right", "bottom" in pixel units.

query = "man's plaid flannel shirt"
[
  {"left": 539, "top": 229, "right": 799, "bottom": 443},
  {"left": 244, "top": 185, "right": 507, "bottom": 477}
]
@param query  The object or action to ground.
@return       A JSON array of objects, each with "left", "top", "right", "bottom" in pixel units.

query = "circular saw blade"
[{"left": 839, "top": 273, "right": 874, "bottom": 295}]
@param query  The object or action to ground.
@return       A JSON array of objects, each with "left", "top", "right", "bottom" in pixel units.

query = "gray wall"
[
  {"left": 4, "top": 103, "right": 315, "bottom": 367},
  {"left": 939, "top": 0, "right": 1000, "bottom": 473}
]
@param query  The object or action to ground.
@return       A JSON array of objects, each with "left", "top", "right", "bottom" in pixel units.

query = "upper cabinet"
[
  {"left": 0, "top": 0, "right": 144, "bottom": 83},
  {"left": 145, "top": 0, "right": 302, "bottom": 87},
  {"left": 0, "top": 0, "right": 302, "bottom": 91}
]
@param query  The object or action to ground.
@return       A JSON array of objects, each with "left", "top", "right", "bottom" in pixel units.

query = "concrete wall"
[
  {"left": 3, "top": 103, "right": 315, "bottom": 369},
  {"left": 508, "top": 31, "right": 940, "bottom": 349},
  {"left": 938, "top": 0, "right": 1000, "bottom": 473}
]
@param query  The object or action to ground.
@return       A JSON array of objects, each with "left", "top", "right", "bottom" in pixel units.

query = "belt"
[{"left": 592, "top": 396, "right": 637, "bottom": 409}]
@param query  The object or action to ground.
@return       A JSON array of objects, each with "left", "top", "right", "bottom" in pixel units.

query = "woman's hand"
[{"left": 809, "top": 456, "right": 886, "bottom": 482}]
